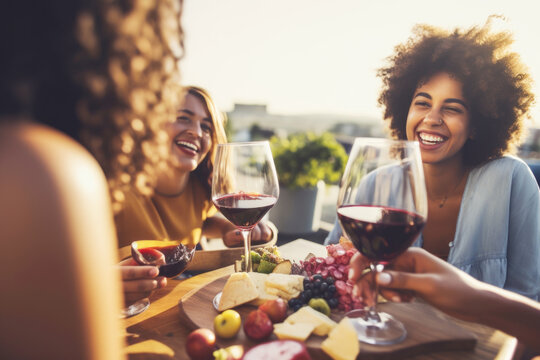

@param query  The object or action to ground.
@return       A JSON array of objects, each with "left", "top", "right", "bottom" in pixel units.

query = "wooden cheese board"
[{"left": 178, "top": 275, "right": 477, "bottom": 359}]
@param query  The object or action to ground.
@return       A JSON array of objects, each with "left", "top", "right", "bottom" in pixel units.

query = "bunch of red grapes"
[{"left": 299, "top": 242, "right": 364, "bottom": 312}]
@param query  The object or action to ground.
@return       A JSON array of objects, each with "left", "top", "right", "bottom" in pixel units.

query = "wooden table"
[{"left": 123, "top": 239, "right": 518, "bottom": 360}]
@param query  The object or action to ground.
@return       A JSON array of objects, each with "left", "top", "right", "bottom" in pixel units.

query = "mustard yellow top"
[{"left": 115, "top": 175, "right": 216, "bottom": 257}]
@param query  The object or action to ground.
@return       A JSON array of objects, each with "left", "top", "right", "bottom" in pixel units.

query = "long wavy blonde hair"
[{"left": 185, "top": 86, "right": 229, "bottom": 195}]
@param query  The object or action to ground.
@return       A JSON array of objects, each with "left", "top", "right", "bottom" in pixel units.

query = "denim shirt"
[{"left": 325, "top": 156, "right": 540, "bottom": 300}]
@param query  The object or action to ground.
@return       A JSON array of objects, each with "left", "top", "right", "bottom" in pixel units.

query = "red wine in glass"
[
  {"left": 213, "top": 193, "right": 277, "bottom": 230},
  {"left": 134, "top": 243, "right": 194, "bottom": 277},
  {"left": 212, "top": 141, "right": 279, "bottom": 272},
  {"left": 337, "top": 205, "right": 425, "bottom": 264},
  {"left": 337, "top": 137, "right": 427, "bottom": 345},
  {"left": 122, "top": 240, "right": 195, "bottom": 318}
]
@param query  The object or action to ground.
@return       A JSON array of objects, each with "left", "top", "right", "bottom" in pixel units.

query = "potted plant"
[{"left": 269, "top": 132, "right": 347, "bottom": 233}]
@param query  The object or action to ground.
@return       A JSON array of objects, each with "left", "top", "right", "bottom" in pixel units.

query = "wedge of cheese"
[
  {"left": 247, "top": 272, "right": 278, "bottom": 306},
  {"left": 265, "top": 273, "right": 304, "bottom": 293},
  {"left": 217, "top": 272, "right": 259, "bottom": 311},
  {"left": 321, "top": 317, "right": 360, "bottom": 360},
  {"left": 285, "top": 306, "right": 337, "bottom": 336},
  {"left": 273, "top": 321, "right": 316, "bottom": 341},
  {"left": 265, "top": 286, "right": 300, "bottom": 300},
  {"left": 262, "top": 273, "right": 304, "bottom": 300}
]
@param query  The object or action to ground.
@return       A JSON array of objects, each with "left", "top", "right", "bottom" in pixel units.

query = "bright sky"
[{"left": 181, "top": 0, "right": 540, "bottom": 125}]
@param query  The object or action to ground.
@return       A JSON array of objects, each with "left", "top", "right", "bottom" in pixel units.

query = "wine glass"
[
  {"left": 337, "top": 137, "right": 427, "bottom": 345},
  {"left": 212, "top": 141, "right": 279, "bottom": 272},
  {"left": 122, "top": 240, "right": 195, "bottom": 318}
]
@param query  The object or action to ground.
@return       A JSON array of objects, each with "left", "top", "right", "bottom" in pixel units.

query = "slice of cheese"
[
  {"left": 247, "top": 272, "right": 278, "bottom": 305},
  {"left": 218, "top": 272, "right": 259, "bottom": 311},
  {"left": 285, "top": 306, "right": 337, "bottom": 336},
  {"left": 265, "top": 286, "right": 300, "bottom": 300},
  {"left": 321, "top": 317, "right": 360, "bottom": 360},
  {"left": 265, "top": 273, "right": 304, "bottom": 293},
  {"left": 273, "top": 321, "right": 316, "bottom": 341}
]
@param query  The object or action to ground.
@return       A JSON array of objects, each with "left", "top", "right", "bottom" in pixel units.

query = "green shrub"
[{"left": 270, "top": 132, "right": 347, "bottom": 189}]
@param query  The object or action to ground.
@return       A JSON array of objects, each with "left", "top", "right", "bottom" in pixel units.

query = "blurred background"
[{"left": 180, "top": 0, "right": 540, "bottom": 243}]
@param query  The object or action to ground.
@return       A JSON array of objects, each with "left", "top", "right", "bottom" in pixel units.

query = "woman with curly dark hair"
[
  {"left": 327, "top": 20, "right": 540, "bottom": 300},
  {"left": 115, "top": 86, "right": 275, "bottom": 256},
  {"left": 0, "top": 0, "right": 183, "bottom": 357}
]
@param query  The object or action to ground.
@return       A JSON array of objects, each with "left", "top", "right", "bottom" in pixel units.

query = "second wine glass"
[
  {"left": 212, "top": 141, "right": 279, "bottom": 272},
  {"left": 337, "top": 137, "right": 427, "bottom": 345}
]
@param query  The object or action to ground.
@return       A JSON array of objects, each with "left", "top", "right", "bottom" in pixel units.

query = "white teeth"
[
  {"left": 419, "top": 133, "right": 444, "bottom": 145},
  {"left": 175, "top": 140, "right": 198, "bottom": 152}
]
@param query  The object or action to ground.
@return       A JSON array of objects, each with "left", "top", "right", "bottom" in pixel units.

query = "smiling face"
[
  {"left": 166, "top": 92, "right": 213, "bottom": 173},
  {"left": 406, "top": 72, "right": 472, "bottom": 165}
]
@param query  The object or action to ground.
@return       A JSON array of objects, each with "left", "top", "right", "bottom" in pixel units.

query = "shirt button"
[{"left": 448, "top": 241, "right": 454, "bottom": 248}]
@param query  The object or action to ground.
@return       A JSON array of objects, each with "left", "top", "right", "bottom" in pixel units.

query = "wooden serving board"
[{"left": 178, "top": 276, "right": 477, "bottom": 359}]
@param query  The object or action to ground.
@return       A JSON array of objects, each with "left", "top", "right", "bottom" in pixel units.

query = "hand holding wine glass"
[
  {"left": 337, "top": 137, "right": 427, "bottom": 345},
  {"left": 121, "top": 240, "right": 195, "bottom": 318},
  {"left": 212, "top": 141, "right": 279, "bottom": 272},
  {"left": 120, "top": 258, "right": 165, "bottom": 307}
]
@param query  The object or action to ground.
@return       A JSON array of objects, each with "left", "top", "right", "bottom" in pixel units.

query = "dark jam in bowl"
[
  {"left": 138, "top": 244, "right": 191, "bottom": 278},
  {"left": 338, "top": 205, "right": 425, "bottom": 264},
  {"left": 213, "top": 193, "right": 277, "bottom": 229}
]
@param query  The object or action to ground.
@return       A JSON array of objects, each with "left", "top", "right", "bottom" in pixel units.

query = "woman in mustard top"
[{"left": 117, "top": 86, "right": 274, "bottom": 305}]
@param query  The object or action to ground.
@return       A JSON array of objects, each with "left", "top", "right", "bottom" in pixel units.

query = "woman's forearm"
[{"left": 474, "top": 284, "right": 540, "bottom": 352}]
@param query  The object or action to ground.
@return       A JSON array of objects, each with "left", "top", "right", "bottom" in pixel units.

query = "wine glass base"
[
  {"left": 121, "top": 298, "right": 150, "bottom": 318},
  {"left": 346, "top": 309, "right": 407, "bottom": 345}
]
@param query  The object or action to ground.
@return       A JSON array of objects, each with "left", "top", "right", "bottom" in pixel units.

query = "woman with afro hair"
[{"left": 327, "top": 19, "right": 540, "bottom": 300}]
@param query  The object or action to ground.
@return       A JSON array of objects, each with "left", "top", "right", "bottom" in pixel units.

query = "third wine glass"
[
  {"left": 212, "top": 141, "right": 279, "bottom": 272},
  {"left": 337, "top": 137, "right": 427, "bottom": 345}
]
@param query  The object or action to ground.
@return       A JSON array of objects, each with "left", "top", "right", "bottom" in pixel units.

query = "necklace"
[
  {"left": 438, "top": 194, "right": 451, "bottom": 208},
  {"left": 436, "top": 171, "right": 468, "bottom": 208}
]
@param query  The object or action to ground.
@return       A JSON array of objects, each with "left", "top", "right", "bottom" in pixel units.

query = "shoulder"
[
  {"left": 469, "top": 156, "right": 538, "bottom": 197},
  {"left": 0, "top": 122, "right": 123, "bottom": 358},
  {"left": 0, "top": 121, "right": 115, "bottom": 245},
  {"left": 494, "top": 155, "right": 528, "bottom": 167},
  {"left": 122, "top": 186, "right": 153, "bottom": 211},
  {"left": 0, "top": 122, "right": 110, "bottom": 209},
  {"left": 472, "top": 156, "right": 534, "bottom": 179}
]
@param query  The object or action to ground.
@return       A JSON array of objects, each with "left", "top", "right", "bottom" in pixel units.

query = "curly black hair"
[
  {"left": 377, "top": 19, "right": 535, "bottom": 166},
  {"left": 0, "top": 0, "right": 184, "bottom": 212}
]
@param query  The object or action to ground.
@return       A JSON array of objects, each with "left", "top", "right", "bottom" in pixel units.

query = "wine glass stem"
[
  {"left": 366, "top": 263, "right": 384, "bottom": 324},
  {"left": 241, "top": 229, "right": 252, "bottom": 272}
]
